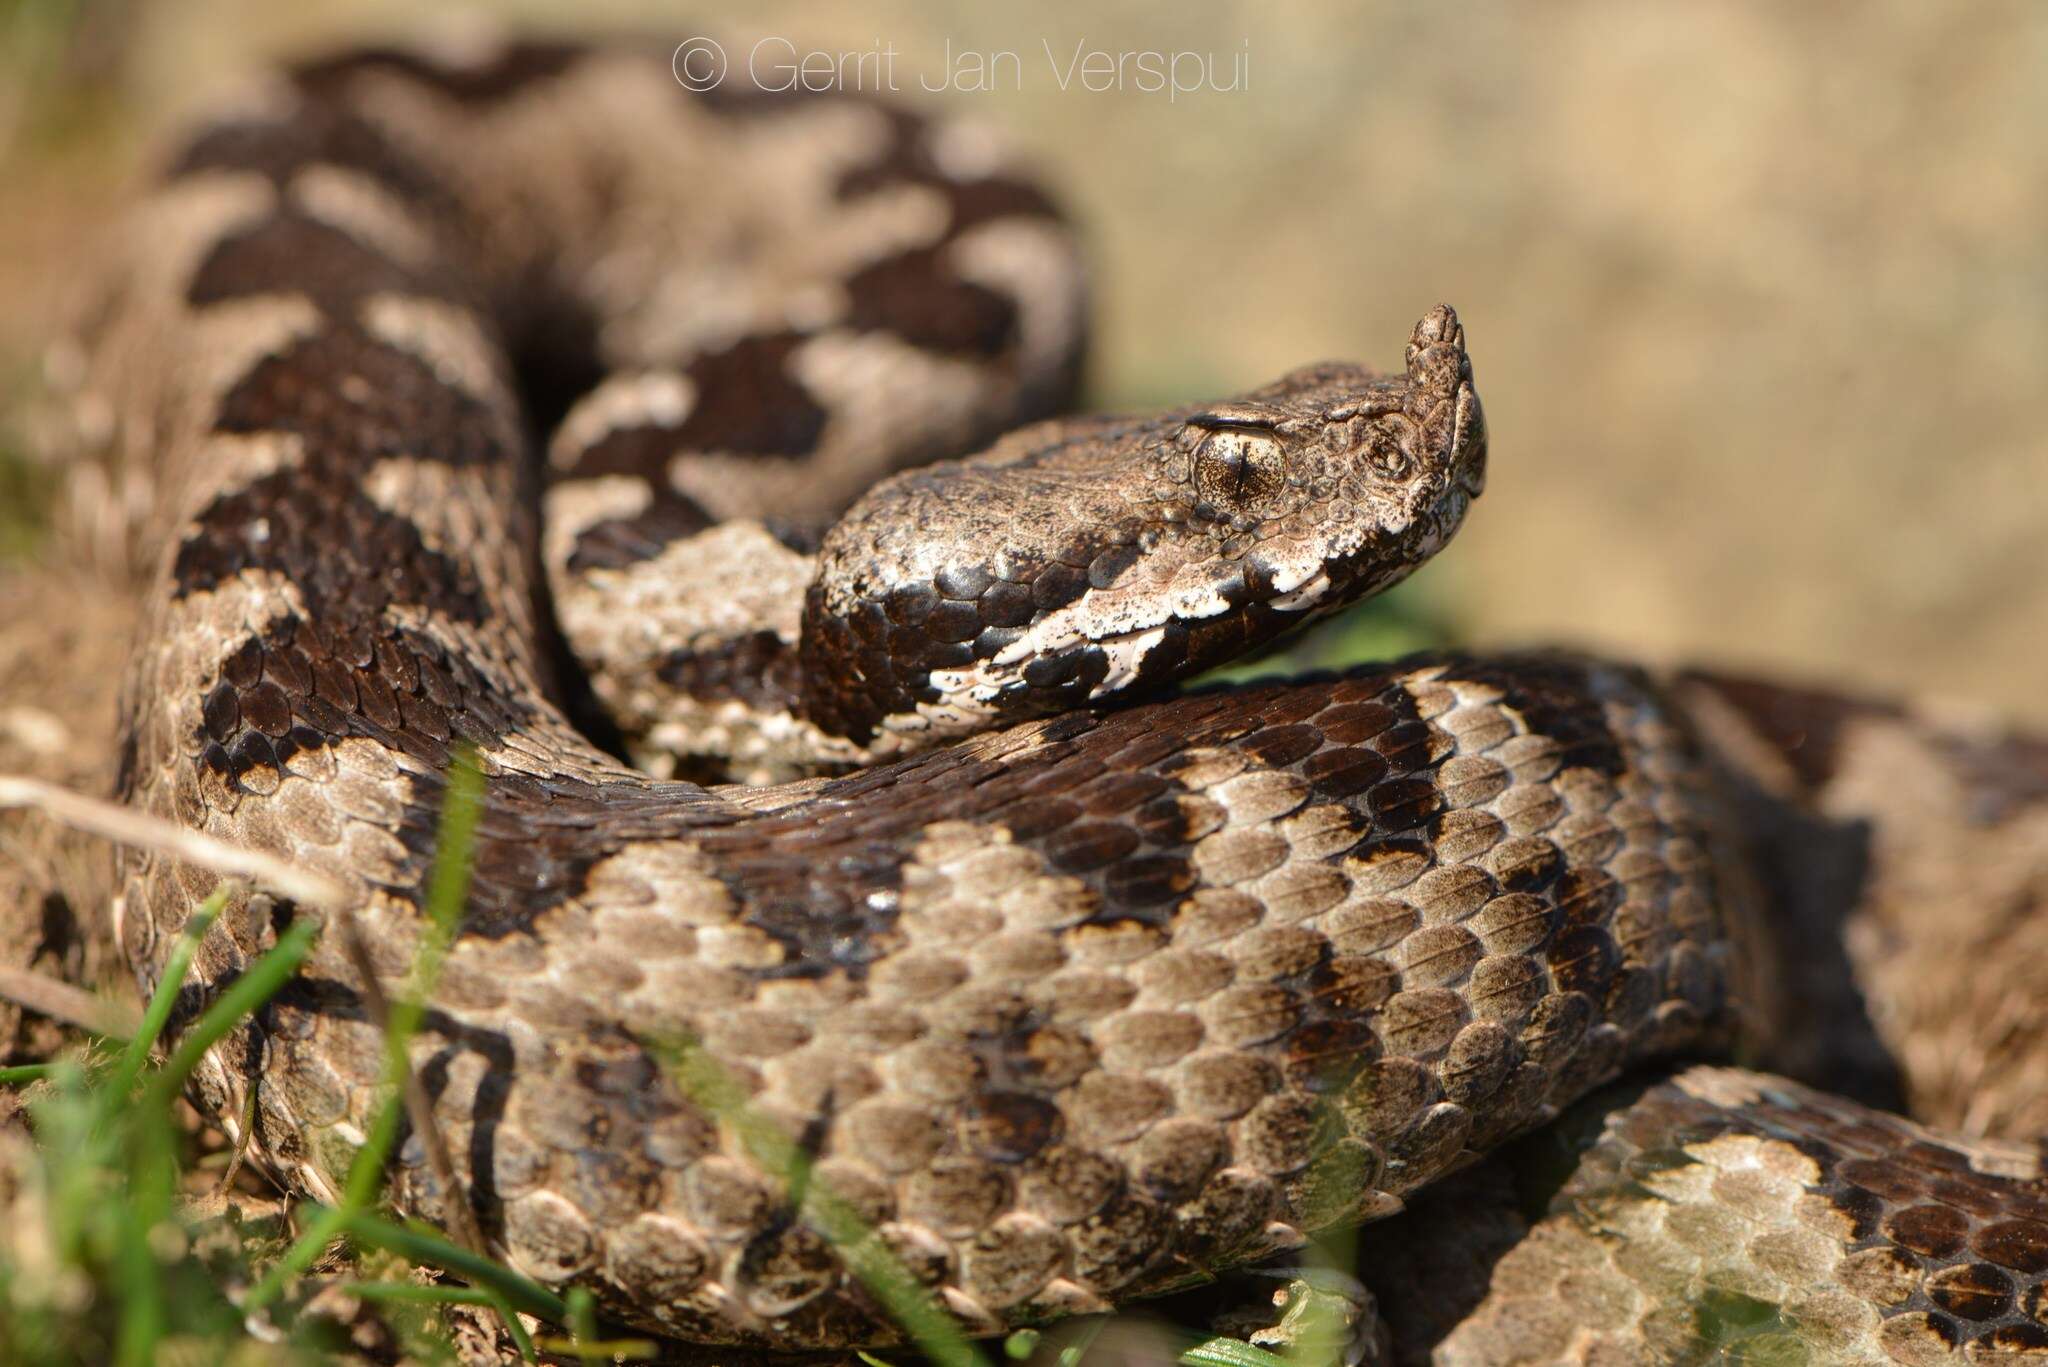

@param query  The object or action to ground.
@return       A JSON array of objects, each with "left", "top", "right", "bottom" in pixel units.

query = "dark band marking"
[
  {"left": 1679, "top": 672, "right": 1900, "bottom": 791},
  {"left": 168, "top": 104, "right": 452, "bottom": 218},
  {"left": 819, "top": 100, "right": 1056, "bottom": 362},
  {"left": 1446, "top": 656, "right": 1629, "bottom": 778},
  {"left": 291, "top": 41, "right": 583, "bottom": 106},
  {"left": 559, "top": 421, "right": 683, "bottom": 483},
  {"left": 185, "top": 647, "right": 1652, "bottom": 1044},
  {"left": 937, "top": 176, "right": 1063, "bottom": 234},
  {"left": 566, "top": 499, "right": 827, "bottom": 575},
  {"left": 187, "top": 210, "right": 466, "bottom": 316},
  {"left": 675, "top": 332, "right": 831, "bottom": 456},
  {"left": 174, "top": 468, "right": 487, "bottom": 624},
  {"left": 1686, "top": 671, "right": 2048, "bottom": 822},
  {"left": 190, "top": 610, "right": 741, "bottom": 941},
  {"left": 843, "top": 248, "right": 1017, "bottom": 357},
  {"left": 564, "top": 492, "right": 716, "bottom": 574},
  {"left": 565, "top": 334, "right": 828, "bottom": 478},
  {"left": 654, "top": 631, "right": 805, "bottom": 715},
  {"left": 211, "top": 325, "right": 508, "bottom": 470},
  {"left": 834, "top": 106, "right": 1061, "bottom": 236}
]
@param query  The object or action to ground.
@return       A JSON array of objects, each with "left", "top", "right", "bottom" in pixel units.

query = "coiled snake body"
[{"left": 69, "top": 39, "right": 2048, "bottom": 1364}]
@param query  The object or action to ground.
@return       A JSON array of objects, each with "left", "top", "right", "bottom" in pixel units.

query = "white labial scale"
[
  {"left": 1269, "top": 571, "right": 1333, "bottom": 612},
  {"left": 912, "top": 545, "right": 1340, "bottom": 729},
  {"left": 1097, "top": 626, "right": 1170, "bottom": 693}
]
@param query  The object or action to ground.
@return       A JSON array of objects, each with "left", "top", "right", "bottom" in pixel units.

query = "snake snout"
[
  {"left": 1406, "top": 304, "right": 1486, "bottom": 502},
  {"left": 1453, "top": 380, "right": 1488, "bottom": 499}
]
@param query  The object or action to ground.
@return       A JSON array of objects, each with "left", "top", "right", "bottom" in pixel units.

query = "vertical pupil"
[
  {"left": 1203, "top": 430, "right": 1270, "bottom": 501},
  {"left": 1219, "top": 440, "right": 1246, "bottom": 490}
]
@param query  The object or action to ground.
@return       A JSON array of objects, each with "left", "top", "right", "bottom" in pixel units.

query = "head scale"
[{"left": 803, "top": 305, "right": 1486, "bottom": 749}]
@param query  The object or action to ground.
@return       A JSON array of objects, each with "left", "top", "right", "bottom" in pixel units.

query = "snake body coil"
[{"left": 69, "top": 39, "right": 2048, "bottom": 1363}]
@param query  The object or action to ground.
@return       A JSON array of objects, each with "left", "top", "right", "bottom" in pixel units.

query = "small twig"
[
  {"left": 329, "top": 907, "right": 488, "bottom": 1262},
  {"left": 0, "top": 964, "right": 138, "bottom": 1039},
  {"left": 323, "top": 756, "right": 513, "bottom": 1353},
  {"left": 219, "top": 1080, "right": 260, "bottom": 1195},
  {"left": 0, "top": 774, "right": 346, "bottom": 909}
]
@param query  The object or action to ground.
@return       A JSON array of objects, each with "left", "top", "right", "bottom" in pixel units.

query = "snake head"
[
  {"left": 803, "top": 306, "right": 1485, "bottom": 750},
  {"left": 1168, "top": 302, "right": 1485, "bottom": 565}
]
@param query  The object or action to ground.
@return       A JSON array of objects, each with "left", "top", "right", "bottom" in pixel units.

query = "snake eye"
[{"left": 1193, "top": 426, "right": 1286, "bottom": 507}]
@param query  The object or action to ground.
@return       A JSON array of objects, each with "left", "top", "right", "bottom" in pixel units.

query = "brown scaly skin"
[
  {"left": 1346, "top": 678, "right": 2048, "bottom": 1364},
  {"left": 546, "top": 319, "right": 1482, "bottom": 780},
  {"left": 801, "top": 324, "right": 1486, "bottom": 751},
  {"left": 54, "top": 35, "right": 2048, "bottom": 1360},
  {"left": 1351, "top": 1066, "right": 2048, "bottom": 1365}
]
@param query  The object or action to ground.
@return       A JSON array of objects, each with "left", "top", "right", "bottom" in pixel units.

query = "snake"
[{"left": 59, "top": 36, "right": 2048, "bottom": 1364}]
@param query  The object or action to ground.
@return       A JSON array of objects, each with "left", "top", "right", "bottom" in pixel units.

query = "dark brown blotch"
[
  {"left": 655, "top": 632, "right": 805, "bottom": 716},
  {"left": 168, "top": 103, "right": 450, "bottom": 216},
  {"left": 961, "top": 1091, "right": 1063, "bottom": 1163},
  {"left": 843, "top": 249, "right": 1017, "bottom": 357},
  {"left": 1545, "top": 926, "right": 1619, "bottom": 998},
  {"left": 1972, "top": 1218, "right": 2048, "bottom": 1275},
  {"left": 211, "top": 326, "right": 507, "bottom": 469},
  {"left": 1883, "top": 1203, "right": 1971, "bottom": 1260},
  {"left": 187, "top": 211, "right": 458, "bottom": 316},
  {"left": 564, "top": 492, "right": 716, "bottom": 573},
  {"left": 1925, "top": 1262, "right": 2015, "bottom": 1321},
  {"left": 292, "top": 41, "right": 583, "bottom": 106},
  {"left": 174, "top": 473, "right": 487, "bottom": 627}
]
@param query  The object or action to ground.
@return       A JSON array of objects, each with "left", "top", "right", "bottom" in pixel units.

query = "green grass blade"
[
  {"left": 566, "top": 1287, "right": 602, "bottom": 1367},
  {"left": 118, "top": 911, "right": 320, "bottom": 1333},
  {"left": 536, "top": 1287, "right": 657, "bottom": 1362},
  {"left": 336, "top": 1209, "right": 567, "bottom": 1322},
  {"left": 113, "top": 1111, "right": 177, "bottom": 1367},
  {"left": 422, "top": 745, "right": 484, "bottom": 939},
  {"left": 1177, "top": 1339, "right": 1297, "bottom": 1367},
  {"left": 109, "top": 884, "right": 231, "bottom": 1099},
  {"left": 533, "top": 1334, "right": 658, "bottom": 1362},
  {"left": 242, "top": 1204, "right": 349, "bottom": 1317},
  {"left": 342, "top": 746, "right": 481, "bottom": 1212},
  {"left": 339, "top": 1281, "right": 513, "bottom": 1306},
  {"left": 34, "top": 1056, "right": 108, "bottom": 1267},
  {"left": 247, "top": 749, "right": 485, "bottom": 1321},
  {"left": 652, "top": 1035, "right": 990, "bottom": 1367},
  {"left": 141, "top": 915, "right": 320, "bottom": 1111},
  {"left": 481, "top": 1285, "right": 538, "bottom": 1363},
  {"left": 0, "top": 1062, "right": 55, "bottom": 1085}
]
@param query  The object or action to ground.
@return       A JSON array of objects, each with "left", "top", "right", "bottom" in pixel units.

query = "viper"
[{"left": 59, "top": 37, "right": 2048, "bottom": 1364}]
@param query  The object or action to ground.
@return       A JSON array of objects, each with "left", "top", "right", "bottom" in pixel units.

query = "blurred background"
[{"left": 2, "top": 0, "right": 2044, "bottom": 722}]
